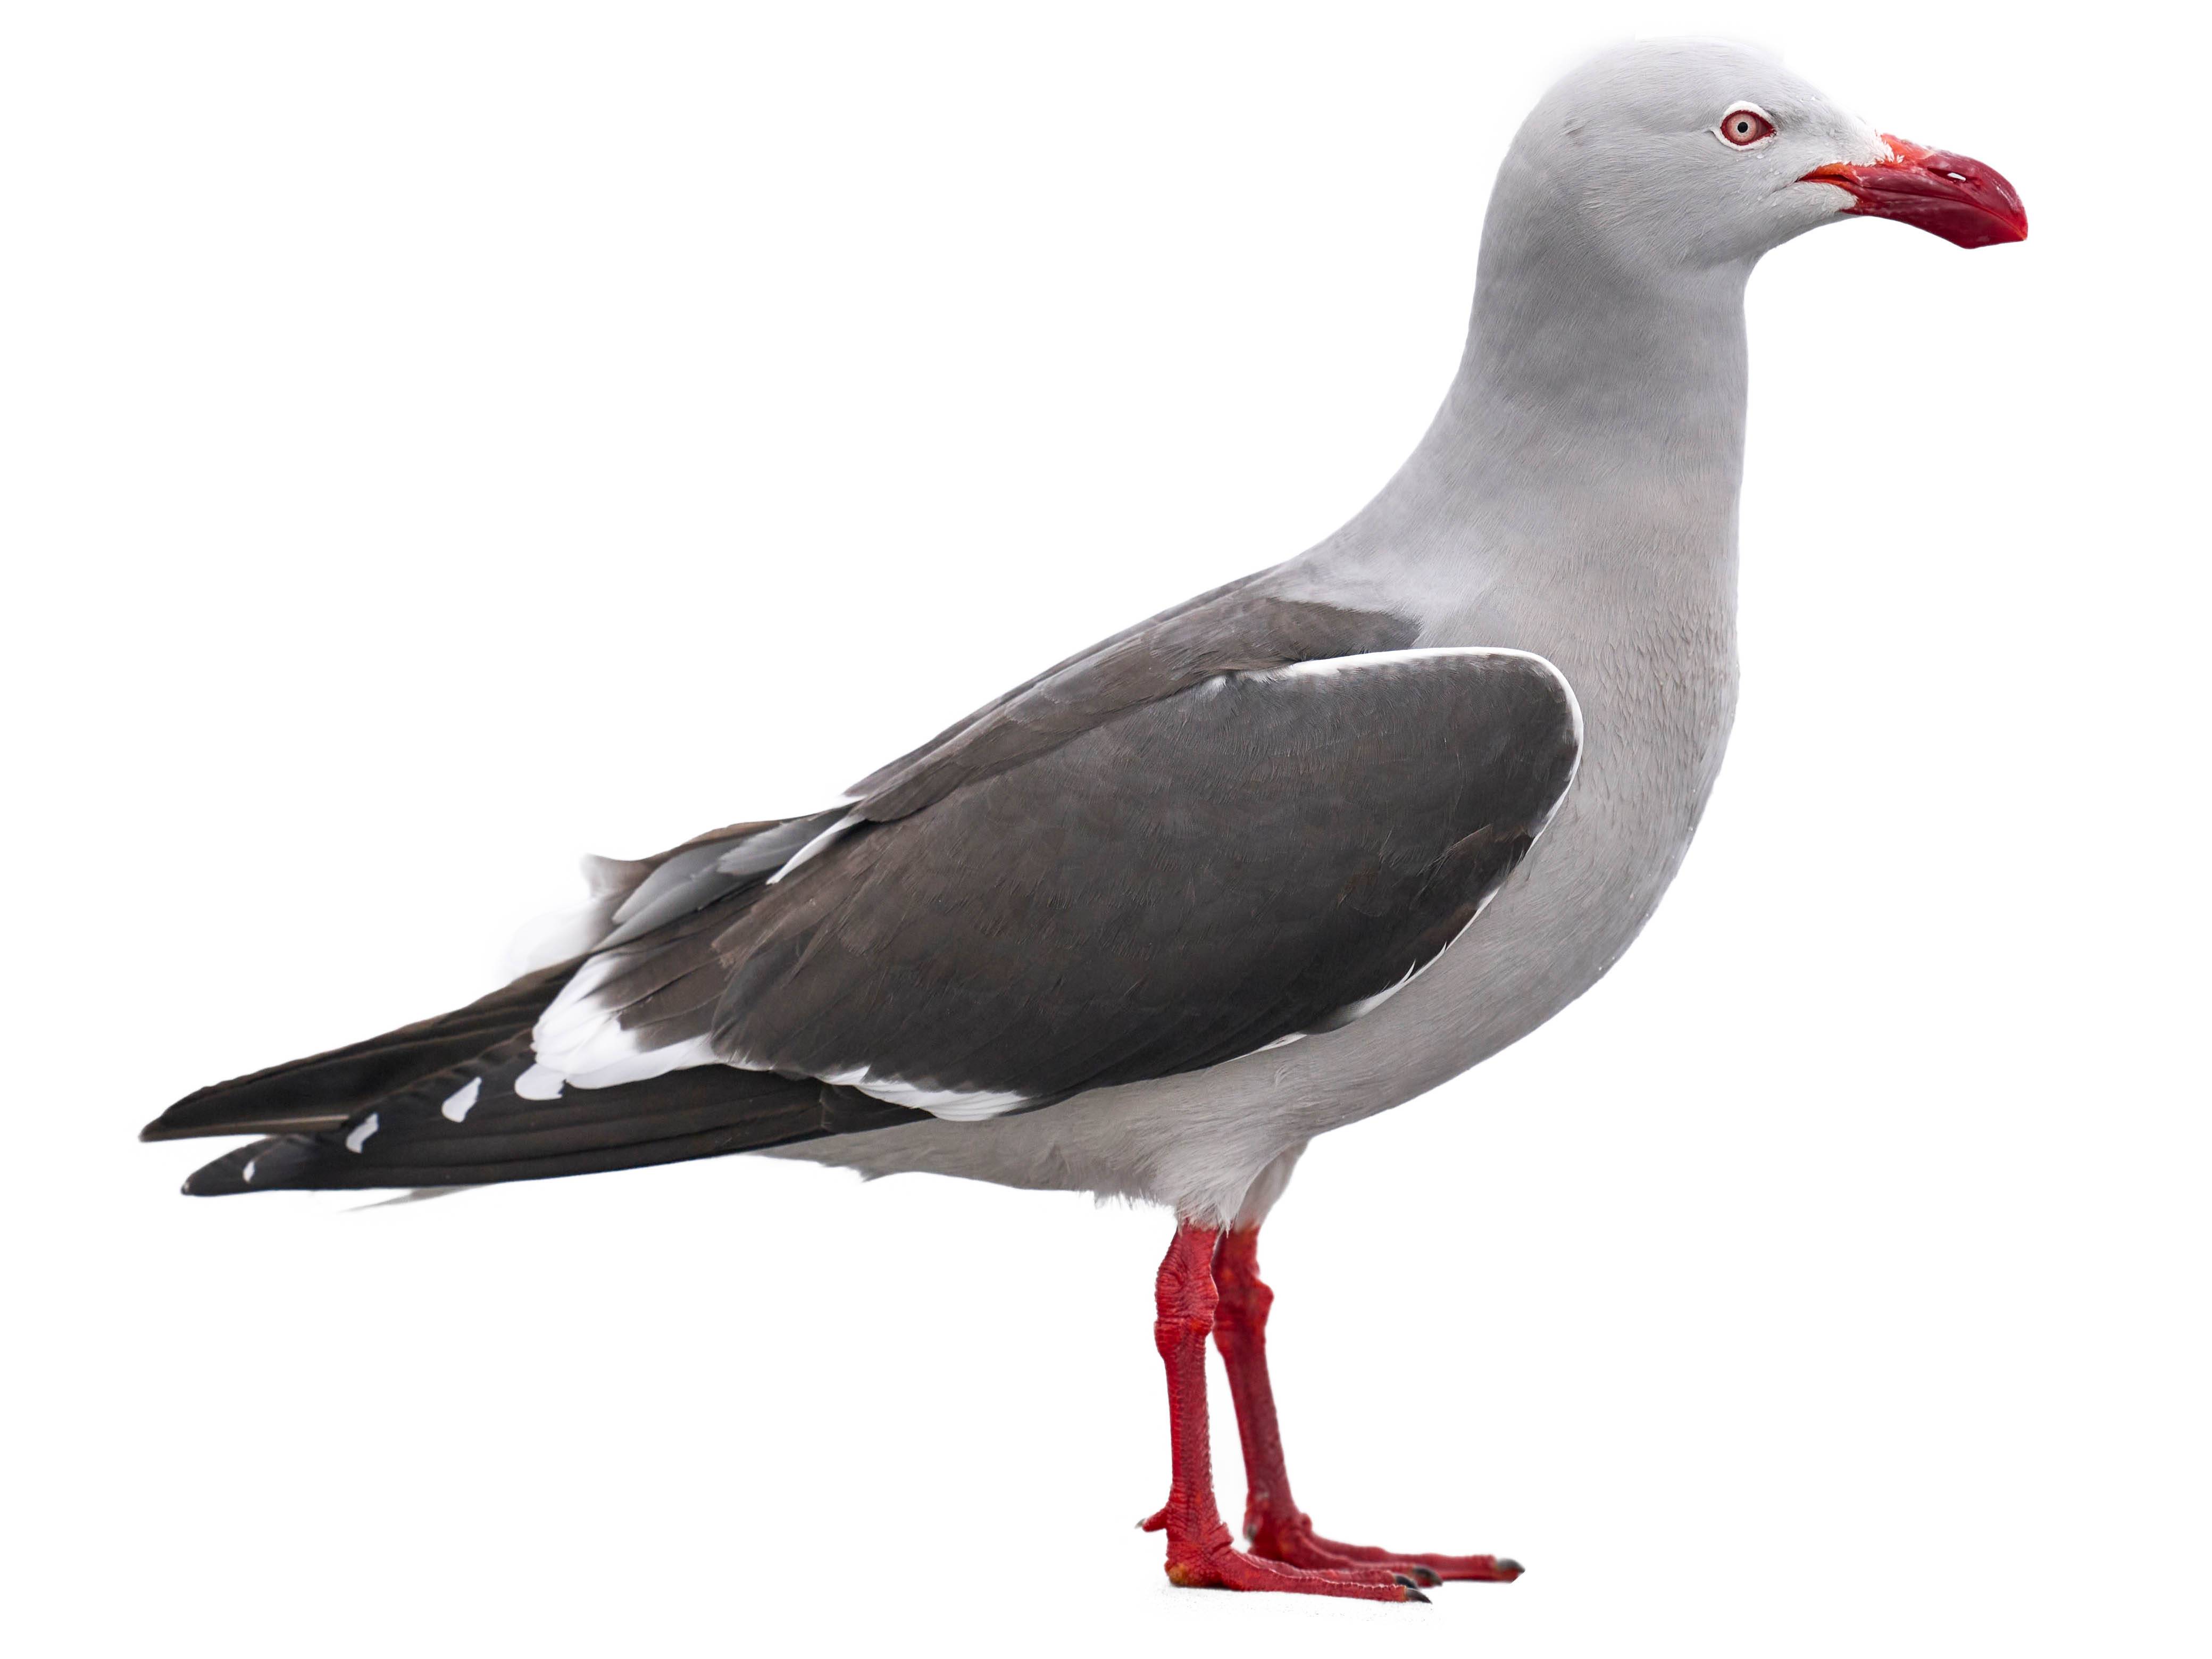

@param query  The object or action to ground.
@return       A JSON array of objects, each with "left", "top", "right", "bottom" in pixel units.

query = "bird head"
[{"left": 1501, "top": 40, "right": 2026, "bottom": 273}]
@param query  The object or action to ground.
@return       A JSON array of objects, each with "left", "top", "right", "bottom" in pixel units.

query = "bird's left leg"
[
  {"left": 1211, "top": 1221, "right": 1525, "bottom": 1585},
  {"left": 1140, "top": 1220, "right": 1425, "bottom": 1601}
]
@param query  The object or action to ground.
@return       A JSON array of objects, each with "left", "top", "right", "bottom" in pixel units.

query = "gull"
[{"left": 144, "top": 39, "right": 2025, "bottom": 1602}]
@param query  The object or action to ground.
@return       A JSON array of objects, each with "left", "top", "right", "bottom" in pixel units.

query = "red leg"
[
  {"left": 1211, "top": 1222, "right": 1525, "bottom": 1585},
  {"left": 1140, "top": 1221, "right": 1425, "bottom": 1602}
]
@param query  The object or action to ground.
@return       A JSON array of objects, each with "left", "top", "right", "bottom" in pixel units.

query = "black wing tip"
[
  {"left": 179, "top": 1135, "right": 328, "bottom": 1197},
  {"left": 143, "top": 1097, "right": 217, "bottom": 1143},
  {"left": 143, "top": 1102, "right": 349, "bottom": 1143},
  {"left": 164, "top": 1072, "right": 920, "bottom": 1198},
  {"left": 178, "top": 1143, "right": 266, "bottom": 1197},
  {"left": 142, "top": 1082, "right": 224, "bottom": 1143}
]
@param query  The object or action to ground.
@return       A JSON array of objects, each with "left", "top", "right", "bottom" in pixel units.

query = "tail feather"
[
  {"left": 146, "top": 809, "right": 935, "bottom": 1197},
  {"left": 142, "top": 962, "right": 577, "bottom": 1142},
  {"left": 182, "top": 1066, "right": 927, "bottom": 1196}
]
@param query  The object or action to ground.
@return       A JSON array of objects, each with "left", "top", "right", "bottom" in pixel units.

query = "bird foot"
[
  {"left": 1140, "top": 1512, "right": 1425, "bottom": 1600},
  {"left": 1246, "top": 1512, "right": 1524, "bottom": 1585},
  {"left": 1167, "top": 1538, "right": 1428, "bottom": 1601}
]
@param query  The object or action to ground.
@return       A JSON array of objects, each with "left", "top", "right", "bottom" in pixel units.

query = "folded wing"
[
  {"left": 149, "top": 578, "right": 1580, "bottom": 1195},
  {"left": 539, "top": 645, "right": 1582, "bottom": 1117}
]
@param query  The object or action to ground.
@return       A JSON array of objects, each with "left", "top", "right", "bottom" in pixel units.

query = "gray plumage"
[{"left": 147, "top": 39, "right": 2022, "bottom": 1229}]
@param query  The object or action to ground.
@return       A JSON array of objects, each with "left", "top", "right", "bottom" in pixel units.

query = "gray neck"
[
  {"left": 1288, "top": 197, "right": 1755, "bottom": 865},
  {"left": 1305, "top": 187, "right": 1755, "bottom": 645}
]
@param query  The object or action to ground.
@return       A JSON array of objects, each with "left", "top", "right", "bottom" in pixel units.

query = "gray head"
[{"left": 1490, "top": 39, "right": 2026, "bottom": 278}]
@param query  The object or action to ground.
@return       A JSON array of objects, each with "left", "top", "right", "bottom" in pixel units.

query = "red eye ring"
[{"left": 1719, "top": 105, "right": 1776, "bottom": 147}]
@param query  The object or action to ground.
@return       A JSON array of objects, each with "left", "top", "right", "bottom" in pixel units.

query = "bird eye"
[{"left": 1718, "top": 105, "right": 1776, "bottom": 147}]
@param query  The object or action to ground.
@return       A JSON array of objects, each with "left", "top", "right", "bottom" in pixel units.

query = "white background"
[{"left": 4, "top": 4, "right": 2206, "bottom": 1655}]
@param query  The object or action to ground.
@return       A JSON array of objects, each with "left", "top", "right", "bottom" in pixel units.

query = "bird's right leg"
[
  {"left": 1210, "top": 1221, "right": 1523, "bottom": 1584},
  {"left": 1139, "top": 1219, "right": 1424, "bottom": 1602}
]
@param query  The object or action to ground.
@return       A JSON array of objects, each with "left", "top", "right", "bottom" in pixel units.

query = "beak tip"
[{"left": 1802, "top": 140, "right": 2027, "bottom": 252}]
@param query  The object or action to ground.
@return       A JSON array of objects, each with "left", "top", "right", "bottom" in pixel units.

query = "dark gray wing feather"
[
  {"left": 153, "top": 582, "right": 1579, "bottom": 1196},
  {"left": 842, "top": 565, "right": 1276, "bottom": 801},
  {"left": 583, "top": 647, "right": 1581, "bottom": 1107},
  {"left": 846, "top": 581, "right": 1418, "bottom": 822},
  {"left": 594, "top": 811, "right": 844, "bottom": 948}
]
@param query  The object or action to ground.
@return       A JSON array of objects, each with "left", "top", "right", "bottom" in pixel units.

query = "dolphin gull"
[{"left": 143, "top": 40, "right": 2026, "bottom": 1602}]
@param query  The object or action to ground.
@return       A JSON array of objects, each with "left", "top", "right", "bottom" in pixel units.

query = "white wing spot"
[
  {"left": 514, "top": 1063, "right": 567, "bottom": 1101},
  {"left": 441, "top": 1078, "right": 482, "bottom": 1122},
  {"left": 345, "top": 1113, "right": 380, "bottom": 1154},
  {"left": 815, "top": 1065, "right": 1030, "bottom": 1121},
  {"left": 1251, "top": 645, "right": 1568, "bottom": 682},
  {"left": 241, "top": 1158, "right": 257, "bottom": 1184},
  {"left": 767, "top": 812, "right": 863, "bottom": 885}
]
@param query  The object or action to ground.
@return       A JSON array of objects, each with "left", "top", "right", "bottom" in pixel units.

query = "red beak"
[{"left": 1800, "top": 136, "right": 2027, "bottom": 249}]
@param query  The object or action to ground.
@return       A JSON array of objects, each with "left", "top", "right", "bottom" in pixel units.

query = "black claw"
[
  {"left": 1498, "top": 1557, "right": 1525, "bottom": 1577},
  {"left": 1412, "top": 1566, "right": 1442, "bottom": 1586},
  {"left": 1404, "top": 1586, "right": 1432, "bottom": 1604}
]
